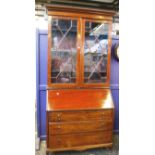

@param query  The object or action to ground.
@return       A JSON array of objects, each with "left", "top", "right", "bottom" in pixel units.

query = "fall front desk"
[{"left": 46, "top": 5, "right": 115, "bottom": 153}]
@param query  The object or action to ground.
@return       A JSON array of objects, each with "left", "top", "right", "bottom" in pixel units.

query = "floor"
[{"left": 35, "top": 134, "right": 119, "bottom": 155}]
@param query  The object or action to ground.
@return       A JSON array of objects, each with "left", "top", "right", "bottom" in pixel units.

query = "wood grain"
[
  {"left": 48, "top": 110, "right": 113, "bottom": 122},
  {"left": 46, "top": 4, "right": 116, "bottom": 17},
  {"left": 46, "top": 5, "right": 115, "bottom": 152},
  {"left": 49, "top": 120, "right": 113, "bottom": 135},
  {"left": 49, "top": 131, "right": 112, "bottom": 149},
  {"left": 47, "top": 89, "right": 114, "bottom": 111},
  {"left": 46, "top": 143, "right": 112, "bottom": 152}
]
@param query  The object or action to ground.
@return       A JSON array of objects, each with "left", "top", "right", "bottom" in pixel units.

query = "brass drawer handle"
[
  {"left": 57, "top": 125, "right": 61, "bottom": 129},
  {"left": 57, "top": 117, "right": 61, "bottom": 121},
  {"left": 101, "top": 112, "right": 107, "bottom": 117},
  {"left": 57, "top": 113, "right": 61, "bottom": 117},
  {"left": 57, "top": 113, "right": 62, "bottom": 121},
  {"left": 101, "top": 113, "right": 105, "bottom": 118},
  {"left": 57, "top": 113, "right": 61, "bottom": 121}
]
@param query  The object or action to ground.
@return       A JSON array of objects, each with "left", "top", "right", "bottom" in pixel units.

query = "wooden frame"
[
  {"left": 80, "top": 19, "right": 112, "bottom": 88},
  {"left": 46, "top": 4, "right": 116, "bottom": 18},
  {"left": 47, "top": 16, "right": 80, "bottom": 88},
  {"left": 47, "top": 5, "right": 114, "bottom": 89},
  {"left": 46, "top": 143, "right": 113, "bottom": 152},
  {"left": 46, "top": 5, "right": 116, "bottom": 153}
]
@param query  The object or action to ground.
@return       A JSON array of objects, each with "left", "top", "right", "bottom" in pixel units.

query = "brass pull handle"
[
  {"left": 57, "top": 113, "right": 61, "bottom": 121},
  {"left": 101, "top": 113, "right": 105, "bottom": 117},
  {"left": 57, "top": 113, "right": 61, "bottom": 117},
  {"left": 57, "top": 125, "right": 61, "bottom": 129},
  {"left": 57, "top": 117, "right": 61, "bottom": 121}
]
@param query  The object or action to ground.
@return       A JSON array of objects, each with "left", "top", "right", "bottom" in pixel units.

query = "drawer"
[
  {"left": 48, "top": 130, "right": 112, "bottom": 149},
  {"left": 49, "top": 120, "right": 113, "bottom": 135},
  {"left": 48, "top": 110, "right": 113, "bottom": 122}
]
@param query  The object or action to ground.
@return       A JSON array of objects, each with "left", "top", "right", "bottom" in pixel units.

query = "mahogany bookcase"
[{"left": 46, "top": 5, "right": 116, "bottom": 153}]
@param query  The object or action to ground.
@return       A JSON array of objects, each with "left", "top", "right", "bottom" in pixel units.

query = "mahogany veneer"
[
  {"left": 46, "top": 89, "right": 114, "bottom": 152},
  {"left": 47, "top": 89, "right": 114, "bottom": 111},
  {"left": 49, "top": 120, "right": 113, "bottom": 135},
  {"left": 46, "top": 4, "right": 115, "bottom": 154},
  {"left": 49, "top": 131, "right": 112, "bottom": 149}
]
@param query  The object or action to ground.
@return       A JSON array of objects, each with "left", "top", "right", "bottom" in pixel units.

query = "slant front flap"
[{"left": 47, "top": 89, "right": 114, "bottom": 111}]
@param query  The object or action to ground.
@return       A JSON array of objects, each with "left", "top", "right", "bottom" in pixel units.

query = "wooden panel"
[
  {"left": 47, "top": 143, "right": 112, "bottom": 152},
  {"left": 46, "top": 5, "right": 115, "bottom": 152},
  {"left": 49, "top": 131, "right": 112, "bottom": 149},
  {"left": 47, "top": 89, "right": 114, "bottom": 111},
  {"left": 46, "top": 5, "right": 116, "bottom": 17},
  {"left": 48, "top": 110, "right": 113, "bottom": 122},
  {"left": 49, "top": 120, "right": 113, "bottom": 135}
]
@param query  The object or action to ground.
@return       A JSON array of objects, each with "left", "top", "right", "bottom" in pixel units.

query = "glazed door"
[
  {"left": 48, "top": 17, "right": 80, "bottom": 88},
  {"left": 48, "top": 17, "right": 112, "bottom": 88},
  {"left": 81, "top": 20, "right": 111, "bottom": 88}
]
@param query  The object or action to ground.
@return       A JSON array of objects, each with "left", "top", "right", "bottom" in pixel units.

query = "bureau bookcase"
[{"left": 46, "top": 5, "right": 115, "bottom": 154}]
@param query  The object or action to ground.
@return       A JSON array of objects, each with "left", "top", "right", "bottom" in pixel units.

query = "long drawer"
[
  {"left": 48, "top": 110, "right": 113, "bottom": 122},
  {"left": 49, "top": 120, "right": 113, "bottom": 135},
  {"left": 48, "top": 131, "right": 112, "bottom": 149}
]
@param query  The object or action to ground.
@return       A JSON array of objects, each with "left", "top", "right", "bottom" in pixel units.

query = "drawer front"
[
  {"left": 48, "top": 110, "right": 113, "bottom": 122},
  {"left": 49, "top": 120, "right": 113, "bottom": 135},
  {"left": 49, "top": 131, "right": 112, "bottom": 149}
]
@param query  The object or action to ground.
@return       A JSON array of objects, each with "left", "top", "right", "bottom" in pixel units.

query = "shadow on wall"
[{"left": 110, "top": 37, "right": 119, "bottom": 133}]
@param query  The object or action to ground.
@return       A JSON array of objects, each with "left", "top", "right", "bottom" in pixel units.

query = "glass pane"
[
  {"left": 51, "top": 19, "right": 77, "bottom": 83},
  {"left": 84, "top": 21, "right": 109, "bottom": 83}
]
